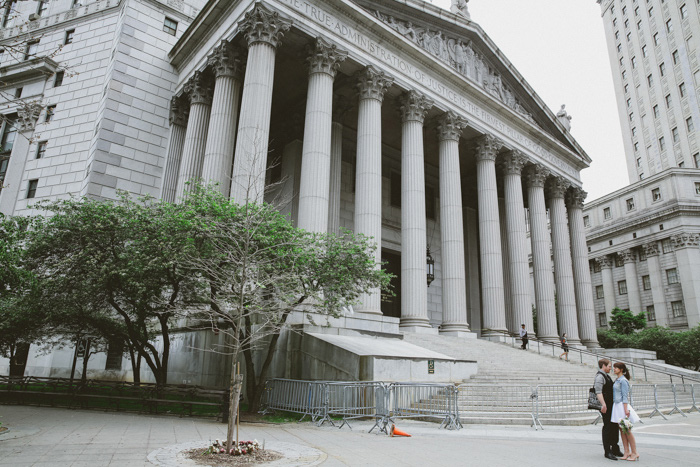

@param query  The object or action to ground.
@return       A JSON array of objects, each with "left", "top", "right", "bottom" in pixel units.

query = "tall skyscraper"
[{"left": 597, "top": 0, "right": 700, "bottom": 181}]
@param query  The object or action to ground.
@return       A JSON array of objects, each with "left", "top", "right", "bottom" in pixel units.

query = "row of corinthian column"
[{"left": 159, "top": 4, "right": 598, "bottom": 346}]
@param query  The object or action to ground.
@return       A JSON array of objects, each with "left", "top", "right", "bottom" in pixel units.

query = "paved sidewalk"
[{"left": 1, "top": 405, "right": 699, "bottom": 466}]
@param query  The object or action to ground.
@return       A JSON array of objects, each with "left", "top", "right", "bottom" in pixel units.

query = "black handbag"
[{"left": 588, "top": 387, "right": 603, "bottom": 410}]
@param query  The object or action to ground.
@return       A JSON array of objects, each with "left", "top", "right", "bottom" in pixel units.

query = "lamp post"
[{"left": 426, "top": 247, "right": 435, "bottom": 287}]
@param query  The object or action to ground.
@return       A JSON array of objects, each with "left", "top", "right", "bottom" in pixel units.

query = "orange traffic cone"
[{"left": 390, "top": 424, "right": 411, "bottom": 437}]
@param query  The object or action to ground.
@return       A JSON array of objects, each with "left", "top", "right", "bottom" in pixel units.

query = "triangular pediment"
[{"left": 351, "top": 0, "right": 589, "bottom": 162}]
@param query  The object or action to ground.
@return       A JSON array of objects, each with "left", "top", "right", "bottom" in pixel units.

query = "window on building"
[
  {"left": 44, "top": 105, "right": 56, "bottom": 122},
  {"left": 622, "top": 70, "right": 628, "bottom": 80},
  {"left": 653, "top": 32, "right": 660, "bottom": 46},
  {"left": 667, "top": 268, "right": 679, "bottom": 284},
  {"left": 24, "top": 40, "right": 39, "bottom": 61},
  {"left": 666, "top": 19, "right": 673, "bottom": 33},
  {"left": 625, "top": 19, "right": 630, "bottom": 29},
  {"left": 649, "top": 6, "right": 654, "bottom": 17},
  {"left": 639, "top": 248, "right": 647, "bottom": 261},
  {"left": 672, "top": 49, "right": 680, "bottom": 65},
  {"left": 631, "top": 56, "right": 637, "bottom": 68},
  {"left": 36, "top": 141, "right": 47, "bottom": 159},
  {"left": 622, "top": 6, "right": 627, "bottom": 15},
  {"left": 688, "top": 117, "right": 695, "bottom": 132},
  {"left": 163, "top": 17, "right": 178, "bottom": 36},
  {"left": 642, "top": 45, "right": 648, "bottom": 57},
  {"left": 695, "top": 181, "right": 700, "bottom": 195},
  {"left": 14, "top": 87, "right": 22, "bottom": 99},
  {"left": 653, "top": 105, "right": 660, "bottom": 118},
  {"left": 626, "top": 198, "right": 636, "bottom": 211},
  {"left": 618, "top": 43, "right": 623, "bottom": 53},
  {"left": 639, "top": 173, "right": 645, "bottom": 181},
  {"left": 624, "top": 84, "right": 629, "bottom": 94},
  {"left": 665, "top": 94, "right": 672, "bottom": 108},
  {"left": 662, "top": 238, "right": 672, "bottom": 253},
  {"left": 618, "top": 280, "right": 628, "bottom": 295},
  {"left": 626, "top": 32, "right": 632, "bottom": 42},
  {"left": 635, "top": 6, "right": 640, "bottom": 16},
  {"left": 660, "top": 62, "right": 666, "bottom": 76},
  {"left": 659, "top": 136, "right": 666, "bottom": 151},
  {"left": 599, "top": 313, "right": 608, "bottom": 327},
  {"left": 2, "top": 2, "right": 17, "bottom": 28},
  {"left": 632, "top": 127, "right": 638, "bottom": 137},
  {"left": 646, "top": 305, "right": 656, "bottom": 321},
  {"left": 26, "top": 179, "right": 38, "bottom": 199},
  {"left": 680, "top": 3, "right": 689, "bottom": 19},
  {"left": 695, "top": 153, "right": 700, "bottom": 168},
  {"left": 583, "top": 215, "right": 590, "bottom": 227},
  {"left": 671, "top": 300, "right": 686, "bottom": 317},
  {"left": 615, "top": 31, "right": 620, "bottom": 41},
  {"left": 679, "top": 82, "right": 686, "bottom": 98},
  {"left": 652, "top": 187, "right": 662, "bottom": 201},
  {"left": 64, "top": 29, "right": 75, "bottom": 45},
  {"left": 643, "top": 275, "right": 651, "bottom": 290},
  {"left": 627, "top": 97, "right": 632, "bottom": 108},
  {"left": 105, "top": 342, "right": 123, "bottom": 370},
  {"left": 1, "top": 114, "right": 17, "bottom": 156},
  {"left": 672, "top": 127, "right": 680, "bottom": 143},
  {"left": 603, "top": 207, "right": 612, "bottom": 220},
  {"left": 620, "top": 57, "right": 625, "bottom": 67},
  {"left": 629, "top": 111, "right": 634, "bottom": 121},
  {"left": 36, "top": 0, "right": 47, "bottom": 16},
  {"left": 51, "top": 71, "right": 64, "bottom": 88},
  {"left": 613, "top": 18, "right": 618, "bottom": 27},
  {"left": 679, "top": 161, "right": 685, "bottom": 168},
  {"left": 634, "top": 143, "right": 640, "bottom": 153}
]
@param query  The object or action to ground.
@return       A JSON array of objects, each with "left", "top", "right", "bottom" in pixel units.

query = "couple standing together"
[{"left": 595, "top": 359, "right": 641, "bottom": 461}]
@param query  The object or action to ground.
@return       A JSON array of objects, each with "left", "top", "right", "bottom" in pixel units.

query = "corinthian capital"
[
  {"left": 307, "top": 37, "right": 347, "bottom": 77},
  {"left": 169, "top": 96, "right": 189, "bottom": 127},
  {"left": 17, "top": 101, "right": 43, "bottom": 132},
  {"left": 472, "top": 134, "right": 502, "bottom": 162},
  {"left": 356, "top": 65, "right": 394, "bottom": 102},
  {"left": 499, "top": 150, "right": 528, "bottom": 175},
  {"left": 546, "top": 177, "right": 570, "bottom": 199},
  {"left": 595, "top": 256, "right": 612, "bottom": 269},
  {"left": 238, "top": 4, "right": 292, "bottom": 48},
  {"left": 671, "top": 231, "right": 700, "bottom": 249},
  {"left": 617, "top": 249, "right": 636, "bottom": 264},
  {"left": 437, "top": 111, "right": 467, "bottom": 142},
  {"left": 209, "top": 40, "right": 243, "bottom": 79},
  {"left": 399, "top": 90, "right": 433, "bottom": 123},
  {"left": 524, "top": 164, "right": 550, "bottom": 188},
  {"left": 185, "top": 71, "right": 213, "bottom": 106},
  {"left": 642, "top": 241, "right": 659, "bottom": 257},
  {"left": 566, "top": 187, "right": 587, "bottom": 210}
]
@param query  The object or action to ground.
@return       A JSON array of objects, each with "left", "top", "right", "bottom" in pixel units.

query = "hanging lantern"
[{"left": 426, "top": 247, "right": 435, "bottom": 287}]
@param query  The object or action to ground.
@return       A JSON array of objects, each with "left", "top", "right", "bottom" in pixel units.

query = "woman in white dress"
[{"left": 611, "top": 362, "right": 640, "bottom": 461}]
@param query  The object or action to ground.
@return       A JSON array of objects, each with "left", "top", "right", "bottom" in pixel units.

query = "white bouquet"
[{"left": 620, "top": 417, "right": 633, "bottom": 434}]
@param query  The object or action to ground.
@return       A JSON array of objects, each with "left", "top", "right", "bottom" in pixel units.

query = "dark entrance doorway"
[{"left": 381, "top": 249, "right": 401, "bottom": 319}]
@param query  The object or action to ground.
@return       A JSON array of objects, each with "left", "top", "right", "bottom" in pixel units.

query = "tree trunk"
[
  {"left": 226, "top": 352, "right": 243, "bottom": 452},
  {"left": 79, "top": 340, "right": 92, "bottom": 390},
  {"left": 9, "top": 343, "right": 30, "bottom": 377}
]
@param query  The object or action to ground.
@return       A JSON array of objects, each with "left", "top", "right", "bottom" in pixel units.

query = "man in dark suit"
[{"left": 594, "top": 358, "right": 623, "bottom": 460}]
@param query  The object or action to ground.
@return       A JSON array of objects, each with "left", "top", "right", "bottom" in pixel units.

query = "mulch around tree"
[
  {"left": 184, "top": 448, "right": 283, "bottom": 466},
  {"left": 0, "top": 427, "right": 8, "bottom": 435}
]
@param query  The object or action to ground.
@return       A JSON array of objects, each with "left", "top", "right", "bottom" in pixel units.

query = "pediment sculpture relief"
[{"left": 374, "top": 11, "right": 537, "bottom": 125}]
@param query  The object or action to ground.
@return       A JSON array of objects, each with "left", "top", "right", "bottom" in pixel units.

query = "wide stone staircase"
[{"left": 402, "top": 333, "right": 680, "bottom": 426}]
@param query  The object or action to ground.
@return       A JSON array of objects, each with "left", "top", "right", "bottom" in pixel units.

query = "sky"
[{"left": 431, "top": 0, "right": 629, "bottom": 202}]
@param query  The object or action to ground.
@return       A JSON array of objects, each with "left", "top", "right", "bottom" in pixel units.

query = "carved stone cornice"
[
  {"left": 671, "top": 231, "right": 700, "bottom": 249},
  {"left": 17, "top": 102, "right": 42, "bottom": 132},
  {"left": 209, "top": 40, "right": 243, "bottom": 79},
  {"left": 307, "top": 37, "right": 347, "bottom": 77},
  {"left": 472, "top": 134, "right": 502, "bottom": 162},
  {"left": 642, "top": 241, "right": 660, "bottom": 257},
  {"left": 238, "top": 4, "right": 292, "bottom": 49},
  {"left": 499, "top": 150, "right": 528, "bottom": 175},
  {"left": 399, "top": 90, "right": 433, "bottom": 123},
  {"left": 617, "top": 249, "right": 636, "bottom": 264},
  {"left": 436, "top": 111, "right": 467, "bottom": 142},
  {"left": 524, "top": 164, "right": 550, "bottom": 188},
  {"left": 566, "top": 187, "right": 587, "bottom": 210},
  {"left": 595, "top": 256, "right": 612, "bottom": 269},
  {"left": 169, "top": 97, "right": 189, "bottom": 127},
  {"left": 546, "top": 177, "right": 570, "bottom": 199},
  {"left": 184, "top": 71, "right": 213, "bottom": 106},
  {"left": 356, "top": 65, "right": 394, "bottom": 102}
]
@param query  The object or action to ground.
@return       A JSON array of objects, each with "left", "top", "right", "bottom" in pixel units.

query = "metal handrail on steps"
[{"left": 482, "top": 328, "right": 700, "bottom": 385}]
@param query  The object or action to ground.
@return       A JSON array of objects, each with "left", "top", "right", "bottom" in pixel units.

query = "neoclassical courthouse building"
[{"left": 2, "top": 0, "right": 604, "bottom": 379}]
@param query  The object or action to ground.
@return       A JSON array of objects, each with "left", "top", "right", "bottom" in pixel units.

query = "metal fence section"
[
  {"left": 457, "top": 385, "right": 537, "bottom": 427},
  {"left": 390, "top": 383, "right": 461, "bottom": 430},
  {"left": 259, "top": 378, "right": 329, "bottom": 424},
  {"left": 628, "top": 384, "right": 664, "bottom": 419},
  {"left": 533, "top": 385, "right": 594, "bottom": 429},
  {"left": 325, "top": 382, "right": 385, "bottom": 429}
]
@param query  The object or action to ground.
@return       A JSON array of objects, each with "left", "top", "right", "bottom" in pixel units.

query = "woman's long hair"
[{"left": 614, "top": 362, "right": 631, "bottom": 380}]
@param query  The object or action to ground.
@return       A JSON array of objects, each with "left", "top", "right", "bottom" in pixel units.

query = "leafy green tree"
[
  {"left": 609, "top": 307, "right": 647, "bottom": 335},
  {"left": 178, "top": 186, "right": 392, "bottom": 450}
]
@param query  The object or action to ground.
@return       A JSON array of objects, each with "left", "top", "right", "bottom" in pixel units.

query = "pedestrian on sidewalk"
[
  {"left": 612, "top": 362, "right": 641, "bottom": 461},
  {"left": 519, "top": 324, "right": 528, "bottom": 350},
  {"left": 594, "top": 358, "right": 623, "bottom": 461},
  {"left": 559, "top": 333, "right": 569, "bottom": 361}
]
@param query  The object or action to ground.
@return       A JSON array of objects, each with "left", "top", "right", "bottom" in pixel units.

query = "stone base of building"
[
  {"left": 439, "top": 329, "right": 477, "bottom": 339},
  {"left": 399, "top": 325, "right": 440, "bottom": 335}
]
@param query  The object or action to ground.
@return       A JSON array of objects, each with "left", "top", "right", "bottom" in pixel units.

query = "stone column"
[
  {"left": 643, "top": 242, "right": 668, "bottom": 327},
  {"left": 161, "top": 97, "right": 188, "bottom": 203},
  {"left": 436, "top": 112, "right": 470, "bottom": 336},
  {"left": 0, "top": 103, "right": 41, "bottom": 215},
  {"left": 201, "top": 41, "right": 243, "bottom": 197},
  {"left": 619, "top": 249, "right": 642, "bottom": 313},
  {"left": 501, "top": 151, "right": 534, "bottom": 335},
  {"left": 474, "top": 135, "right": 507, "bottom": 336},
  {"left": 399, "top": 90, "right": 434, "bottom": 332},
  {"left": 297, "top": 38, "right": 347, "bottom": 233},
  {"left": 498, "top": 193, "right": 513, "bottom": 333},
  {"left": 354, "top": 66, "right": 394, "bottom": 315},
  {"left": 525, "top": 164, "right": 557, "bottom": 341},
  {"left": 547, "top": 177, "right": 581, "bottom": 346},
  {"left": 328, "top": 97, "right": 349, "bottom": 234},
  {"left": 671, "top": 232, "right": 700, "bottom": 328},
  {"left": 567, "top": 188, "right": 598, "bottom": 348},
  {"left": 230, "top": 4, "right": 291, "bottom": 204},
  {"left": 596, "top": 256, "right": 617, "bottom": 324},
  {"left": 175, "top": 72, "right": 213, "bottom": 201}
]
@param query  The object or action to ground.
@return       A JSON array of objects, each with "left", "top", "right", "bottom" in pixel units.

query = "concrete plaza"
[{"left": 0, "top": 405, "right": 699, "bottom": 466}]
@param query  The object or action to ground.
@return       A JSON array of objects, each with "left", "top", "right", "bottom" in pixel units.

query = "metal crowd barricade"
[
  {"left": 457, "top": 385, "right": 538, "bottom": 427},
  {"left": 533, "top": 385, "right": 592, "bottom": 430},
  {"left": 655, "top": 383, "right": 685, "bottom": 417},
  {"left": 325, "top": 381, "right": 385, "bottom": 429},
  {"left": 259, "top": 378, "right": 330, "bottom": 425},
  {"left": 390, "top": 382, "right": 461, "bottom": 430},
  {"left": 691, "top": 384, "right": 700, "bottom": 413},
  {"left": 629, "top": 384, "right": 664, "bottom": 419}
]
